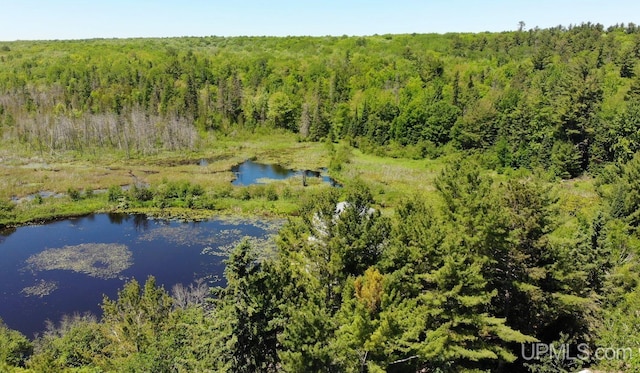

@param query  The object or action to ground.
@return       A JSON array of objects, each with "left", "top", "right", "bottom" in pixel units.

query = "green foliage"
[
  {"left": 265, "top": 185, "right": 278, "bottom": 201},
  {"left": 551, "top": 141, "right": 583, "bottom": 179},
  {"left": 129, "top": 184, "right": 153, "bottom": 202},
  {"left": 1, "top": 26, "right": 640, "bottom": 372},
  {"left": 0, "top": 319, "right": 32, "bottom": 368},
  {"left": 28, "top": 314, "right": 106, "bottom": 371},
  {"left": 610, "top": 99, "right": 640, "bottom": 163},
  {"left": 67, "top": 187, "right": 82, "bottom": 201},
  {"left": 0, "top": 25, "right": 636, "bottom": 175},
  {"left": 0, "top": 199, "right": 15, "bottom": 224},
  {"left": 329, "top": 143, "right": 352, "bottom": 171},
  {"left": 268, "top": 91, "right": 296, "bottom": 130},
  {"left": 107, "top": 185, "right": 124, "bottom": 203},
  {"left": 607, "top": 154, "right": 640, "bottom": 227},
  {"left": 212, "top": 240, "right": 283, "bottom": 372},
  {"left": 33, "top": 193, "right": 43, "bottom": 205},
  {"left": 99, "top": 276, "right": 174, "bottom": 371}
]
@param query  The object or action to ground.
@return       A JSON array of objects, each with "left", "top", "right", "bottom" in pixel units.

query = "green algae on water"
[
  {"left": 21, "top": 279, "right": 59, "bottom": 297},
  {"left": 25, "top": 243, "right": 133, "bottom": 279}
]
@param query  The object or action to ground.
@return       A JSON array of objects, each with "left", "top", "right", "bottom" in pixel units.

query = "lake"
[
  {"left": 0, "top": 214, "right": 280, "bottom": 337},
  {"left": 231, "top": 160, "right": 341, "bottom": 186}
]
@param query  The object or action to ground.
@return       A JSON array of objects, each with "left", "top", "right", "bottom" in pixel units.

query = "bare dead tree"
[{"left": 171, "top": 278, "right": 210, "bottom": 310}]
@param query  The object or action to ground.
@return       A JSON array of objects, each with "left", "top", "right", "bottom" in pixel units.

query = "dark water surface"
[
  {"left": 0, "top": 214, "right": 278, "bottom": 337},
  {"left": 231, "top": 160, "right": 340, "bottom": 186}
]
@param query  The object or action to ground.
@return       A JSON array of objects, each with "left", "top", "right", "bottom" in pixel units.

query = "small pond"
[
  {"left": 231, "top": 160, "right": 340, "bottom": 186},
  {"left": 0, "top": 214, "right": 281, "bottom": 337}
]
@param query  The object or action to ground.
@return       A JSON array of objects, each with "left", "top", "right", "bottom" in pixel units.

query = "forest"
[{"left": 1, "top": 23, "right": 640, "bottom": 372}]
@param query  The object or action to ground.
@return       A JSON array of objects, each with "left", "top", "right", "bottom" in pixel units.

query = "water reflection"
[
  {"left": 0, "top": 227, "right": 16, "bottom": 244},
  {"left": 107, "top": 213, "right": 150, "bottom": 231},
  {"left": 0, "top": 214, "right": 280, "bottom": 337},
  {"left": 231, "top": 160, "right": 340, "bottom": 186}
]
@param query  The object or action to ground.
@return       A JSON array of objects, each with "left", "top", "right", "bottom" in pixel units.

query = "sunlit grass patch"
[{"left": 336, "top": 148, "right": 449, "bottom": 211}]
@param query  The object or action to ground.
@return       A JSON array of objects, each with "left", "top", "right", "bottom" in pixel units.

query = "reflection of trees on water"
[
  {"left": 270, "top": 163, "right": 291, "bottom": 177},
  {"left": 107, "top": 213, "right": 126, "bottom": 225},
  {"left": 133, "top": 214, "right": 149, "bottom": 232},
  {"left": 0, "top": 227, "right": 16, "bottom": 243},
  {"left": 107, "top": 213, "right": 150, "bottom": 231},
  {"left": 231, "top": 160, "right": 340, "bottom": 186}
]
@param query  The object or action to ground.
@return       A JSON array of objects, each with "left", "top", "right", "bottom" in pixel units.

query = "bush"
[
  {"left": 130, "top": 185, "right": 153, "bottom": 202},
  {"left": 0, "top": 320, "right": 32, "bottom": 367},
  {"left": 329, "top": 144, "right": 352, "bottom": 171},
  {"left": 67, "top": 188, "right": 82, "bottom": 201},
  {"left": 84, "top": 189, "right": 94, "bottom": 199},
  {"left": 282, "top": 187, "right": 293, "bottom": 199},
  {"left": 236, "top": 188, "right": 251, "bottom": 201},
  {"left": 0, "top": 199, "right": 15, "bottom": 213},
  {"left": 189, "top": 183, "right": 205, "bottom": 197},
  {"left": 214, "top": 185, "right": 233, "bottom": 198},
  {"left": 250, "top": 185, "right": 266, "bottom": 199},
  {"left": 265, "top": 185, "right": 278, "bottom": 201},
  {"left": 107, "top": 185, "right": 124, "bottom": 203}
]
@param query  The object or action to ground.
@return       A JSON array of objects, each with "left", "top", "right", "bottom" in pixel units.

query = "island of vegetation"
[{"left": 1, "top": 23, "right": 640, "bottom": 372}]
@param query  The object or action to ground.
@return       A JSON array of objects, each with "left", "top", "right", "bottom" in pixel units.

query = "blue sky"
[{"left": 1, "top": 0, "right": 638, "bottom": 41}]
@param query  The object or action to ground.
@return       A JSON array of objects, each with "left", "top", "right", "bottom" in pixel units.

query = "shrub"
[
  {"left": 189, "top": 183, "right": 205, "bottom": 197},
  {"left": 107, "top": 185, "right": 124, "bottom": 203},
  {"left": 0, "top": 200, "right": 15, "bottom": 223},
  {"left": 84, "top": 189, "right": 94, "bottom": 199},
  {"left": 237, "top": 188, "right": 251, "bottom": 201},
  {"left": 130, "top": 185, "right": 153, "bottom": 202},
  {"left": 329, "top": 144, "right": 352, "bottom": 171},
  {"left": 265, "top": 185, "right": 278, "bottom": 201},
  {"left": 0, "top": 320, "right": 32, "bottom": 367},
  {"left": 282, "top": 187, "right": 293, "bottom": 199},
  {"left": 67, "top": 188, "right": 82, "bottom": 201}
]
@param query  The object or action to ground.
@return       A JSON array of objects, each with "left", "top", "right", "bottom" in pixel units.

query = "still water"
[
  {"left": 231, "top": 160, "right": 340, "bottom": 186},
  {"left": 0, "top": 214, "right": 279, "bottom": 337}
]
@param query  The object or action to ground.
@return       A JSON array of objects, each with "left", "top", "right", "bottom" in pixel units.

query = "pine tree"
[
  {"left": 100, "top": 276, "right": 174, "bottom": 371},
  {"left": 214, "top": 240, "right": 281, "bottom": 372},
  {"left": 406, "top": 251, "right": 535, "bottom": 372}
]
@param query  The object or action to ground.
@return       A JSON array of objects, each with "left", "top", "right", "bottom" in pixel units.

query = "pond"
[
  {"left": 231, "top": 160, "right": 341, "bottom": 186},
  {"left": 0, "top": 214, "right": 281, "bottom": 337}
]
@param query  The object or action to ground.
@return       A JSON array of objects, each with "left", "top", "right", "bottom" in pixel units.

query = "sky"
[{"left": 1, "top": 0, "right": 639, "bottom": 41}]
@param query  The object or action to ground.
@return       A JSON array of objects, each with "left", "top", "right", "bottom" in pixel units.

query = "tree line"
[{"left": 0, "top": 24, "right": 639, "bottom": 173}]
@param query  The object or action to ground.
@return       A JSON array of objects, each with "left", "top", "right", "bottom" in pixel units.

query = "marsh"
[{"left": 0, "top": 213, "right": 280, "bottom": 337}]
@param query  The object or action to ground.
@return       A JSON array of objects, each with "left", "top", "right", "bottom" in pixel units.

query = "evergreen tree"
[{"left": 214, "top": 240, "right": 281, "bottom": 372}]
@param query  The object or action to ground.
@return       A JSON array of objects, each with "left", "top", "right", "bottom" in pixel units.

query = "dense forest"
[
  {"left": 0, "top": 23, "right": 639, "bottom": 172},
  {"left": 2, "top": 23, "right": 640, "bottom": 372}
]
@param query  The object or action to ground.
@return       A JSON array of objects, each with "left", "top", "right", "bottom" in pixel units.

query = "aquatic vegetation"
[
  {"left": 21, "top": 280, "right": 58, "bottom": 297},
  {"left": 138, "top": 218, "right": 283, "bottom": 248},
  {"left": 138, "top": 225, "right": 242, "bottom": 247},
  {"left": 25, "top": 243, "right": 132, "bottom": 279},
  {"left": 202, "top": 235, "right": 277, "bottom": 260}
]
